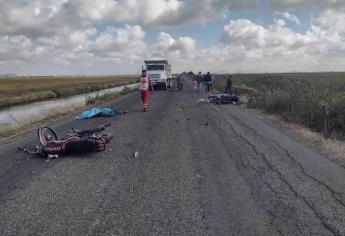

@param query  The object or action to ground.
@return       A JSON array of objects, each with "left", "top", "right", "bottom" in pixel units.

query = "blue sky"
[{"left": 0, "top": 0, "right": 344, "bottom": 75}]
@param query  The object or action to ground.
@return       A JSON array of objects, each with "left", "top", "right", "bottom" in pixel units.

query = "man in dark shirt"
[
  {"left": 225, "top": 75, "right": 232, "bottom": 95},
  {"left": 205, "top": 72, "right": 212, "bottom": 92},
  {"left": 196, "top": 72, "right": 202, "bottom": 93}
]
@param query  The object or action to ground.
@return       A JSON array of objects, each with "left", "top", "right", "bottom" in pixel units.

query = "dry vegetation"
[
  {"left": 216, "top": 72, "right": 345, "bottom": 141},
  {"left": 0, "top": 75, "right": 137, "bottom": 108}
]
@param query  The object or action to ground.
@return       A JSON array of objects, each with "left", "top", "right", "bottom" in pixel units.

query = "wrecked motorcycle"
[
  {"left": 208, "top": 93, "right": 241, "bottom": 104},
  {"left": 18, "top": 124, "right": 113, "bottom": 160}
]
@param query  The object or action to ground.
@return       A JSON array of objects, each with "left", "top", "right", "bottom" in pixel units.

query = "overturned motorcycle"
[
  {"left": 208, "top": 93, "right": 241, "bottom": 104},
  {"left": 18, "top": 124, "right": 113, "bottom": 160}
]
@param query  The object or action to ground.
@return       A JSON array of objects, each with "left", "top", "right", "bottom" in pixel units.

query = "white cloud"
[
  {"left": 146, "top": 0, "right": 260, "bottom": 27},
  {"left": 0, "top": 36, "right": 34, "bottom": 61},
  {"left": 268, "top": 0, "right": 345, "bottom": 10},
  {"left": 183, "top": 8, "right": 345, "bottom": 73},
  {"left": 91, "top": 25, "right": 146, "bottom": 58},
  {"left": 0, "top": 0, "right": 261, "bottom": 37},
  {"left": 153, "top": 32, "right": 196, "bottom": 58},
  {"left": 204, "top": 10, "right": 345, "bottom": 72},
  {"left": 73, "top": 0, "right": 117, "bottom": 21},
  {"left": 310, "top": 9, "right": 345, "bottom": 54},
  {"left": 275, "top": 11, "right": 300, "bottom": 25},
  {"left": 0, "top": 24, "right": 147, "bottom": 66},
  {"left": 70, "top": 0, "right": 183, "bottom": 25},
  {"left": 1, "top": 0, "right": 345, "bottom": 74},
  {"left": 221, "top": 19, "right": 268, "bottom": 48},
  {"left": 0, "top": 0, "right": 69, "bottom": 36}
]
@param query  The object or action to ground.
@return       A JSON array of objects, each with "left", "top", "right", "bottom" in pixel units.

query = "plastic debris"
[
  {"left": 46, "top": 154, "right": 59, "bottom": 161},
  {"left": 134, "top": 152, "right": 139, "bottom": 159},
  {"left": 198, "top": 99, "right": 209, "bottom": 103}
]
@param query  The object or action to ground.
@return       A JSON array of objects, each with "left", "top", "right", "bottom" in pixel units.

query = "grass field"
[
  {"left": 0, "top": 76, "right": 137, "bottom": 108},
  {"left": 215, "top": 72, "right": 345, "bottom": 140}
]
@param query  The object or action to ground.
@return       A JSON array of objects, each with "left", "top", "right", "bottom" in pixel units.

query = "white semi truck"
[{"left": 144, "top": 60, "right": 172, "bottom": 90}]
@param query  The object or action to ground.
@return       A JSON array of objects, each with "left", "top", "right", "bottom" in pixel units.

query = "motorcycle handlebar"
[{"left": 73, "top": 124, "right": 111, "bottom": 136}]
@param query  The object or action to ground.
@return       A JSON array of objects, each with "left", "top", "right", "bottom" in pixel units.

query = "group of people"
[
  {"left": 192, "top": 72, "right": 214, "bottom": 93},
  {"left": 138, "top": 69, "right": 233, "bottom": 112}
]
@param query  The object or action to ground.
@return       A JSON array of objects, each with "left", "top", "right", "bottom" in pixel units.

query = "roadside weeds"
[
  {"left": 212, "top": 75, "right": 345, "bottom": 157},
  {"left": 253, "top": 109, "right": 345, "bottom": 158},
  {"left": 295, "top": 125, "right": 345, "bottom": 157}
]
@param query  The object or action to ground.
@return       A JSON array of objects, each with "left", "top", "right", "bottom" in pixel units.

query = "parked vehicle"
[{"left": 144, "top": 60, "right": 172, "bottom": 90}]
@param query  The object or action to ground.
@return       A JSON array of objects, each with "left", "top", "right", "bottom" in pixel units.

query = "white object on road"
[{"left": 198, "top": 99, "right": 210, "bottom": 104}]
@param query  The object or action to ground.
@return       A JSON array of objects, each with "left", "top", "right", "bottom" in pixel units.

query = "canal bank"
[{"left": 0, "top": 84, "right": 138, "bottom": 138}]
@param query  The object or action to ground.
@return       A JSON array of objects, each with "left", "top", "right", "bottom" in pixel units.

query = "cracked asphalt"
[{"left": 1, "top": 81, "right": 345, "bottom": 235}]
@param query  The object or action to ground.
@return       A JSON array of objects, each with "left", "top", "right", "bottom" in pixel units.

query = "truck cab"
[{"left": 144, "top": 60, "right": 172, "bottom": 90}]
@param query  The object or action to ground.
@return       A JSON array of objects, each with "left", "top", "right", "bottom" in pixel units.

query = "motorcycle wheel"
[{"left": 37, "top": 127, "right": 58, "bottom": 147}]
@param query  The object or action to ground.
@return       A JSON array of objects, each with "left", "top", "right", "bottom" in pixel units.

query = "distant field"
[
  {"left": 215, "top": 72, "right": 345, "bottom": 140},
  {"left": 0, "top": 76, "right": 137, "bottom": 108}
]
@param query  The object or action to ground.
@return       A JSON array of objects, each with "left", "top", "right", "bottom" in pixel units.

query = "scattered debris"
[
  {"left": 198, "top": 99, "right": 209, "bottom": 104},
  {"left": 47, "top": 154, "right": 59, "bottom": 161}
]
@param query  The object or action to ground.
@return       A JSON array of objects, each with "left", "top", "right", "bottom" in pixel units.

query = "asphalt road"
[{"left": 1, "top": 82, "right": 345, "bottom": 236}]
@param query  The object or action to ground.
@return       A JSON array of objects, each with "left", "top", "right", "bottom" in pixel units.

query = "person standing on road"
[
  {"left": 205, "top": 72, "right": 212, "bottom": 92},
  {"left": 192, "top": 74, "right": 197, "bottom": 91},
  {"left": 196, "top": 72, "right": 202, "bottom": 93},
  {"left": 139, "top": 69, "right": 154, "bottom": 112},
  {"left": 225, "top": 75, "right": 233, "bottom": 95},
  {"left": 176, "top": 74, "right": 184, "bottom": 91},
  {"left": 201, "top": 74, "right": 206, "bottom": 92},
  {"left": 210, "top": 74, "right": 215, "bottom": 92}
]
